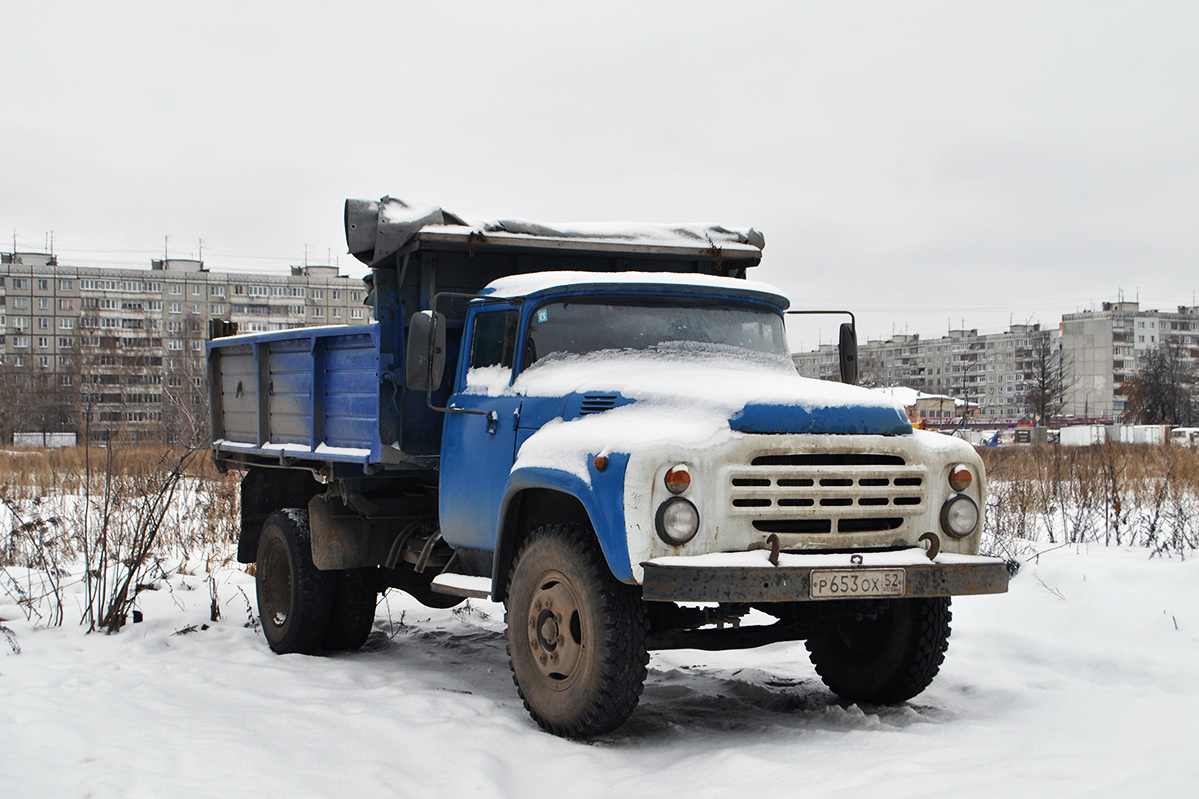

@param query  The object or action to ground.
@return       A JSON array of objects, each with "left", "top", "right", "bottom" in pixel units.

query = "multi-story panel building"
[
  {"left": 795, "top": 322, "right": 1059, "bottom": 422},
  {"left": 1061, "top": 301, "right": 1199, "bottom": 419},
  {"left": 0, "top": 251, "right": 372, "bottom": 443}
]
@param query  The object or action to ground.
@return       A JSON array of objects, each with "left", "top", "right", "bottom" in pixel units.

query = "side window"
[{"left": 470, "top": 310, "right": 519, "bottom": 370}]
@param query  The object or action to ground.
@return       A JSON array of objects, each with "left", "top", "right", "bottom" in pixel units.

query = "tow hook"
[
  {"left": 919, "top": 532, "right": 941, "bottom": 561},
  {"left": 767, "top": 534, "right": 781, "bottom": 566}
]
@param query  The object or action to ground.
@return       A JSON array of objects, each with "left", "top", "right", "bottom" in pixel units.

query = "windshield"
[{"left": 523, "top": 299, "right": 788, "bottom": 367}]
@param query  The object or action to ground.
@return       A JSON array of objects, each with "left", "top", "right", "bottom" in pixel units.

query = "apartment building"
[
  {"left": 1061, "top": 301, "right": 1199, "bottom": 419},
  {"left": 0, "top": 251, "right": 372, "bottom": 443},
  {"left": 794, "top": 323, "right": 1058, "bottom": 422}
]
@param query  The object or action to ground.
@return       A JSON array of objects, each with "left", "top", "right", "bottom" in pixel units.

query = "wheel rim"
[
  {"left": 525, "top": 569, "right": 585, "bottom": 690},
  {"left": 260, "top": 534, "right": 293, "bottom": 632}
]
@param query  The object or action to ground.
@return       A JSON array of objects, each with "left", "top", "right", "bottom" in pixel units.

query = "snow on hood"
[
  {"left": 512, "top": 346, "right": 902, "bottom": 414},
  {"left": 510, "top": 347, "right": 911, "bottom": 484}
]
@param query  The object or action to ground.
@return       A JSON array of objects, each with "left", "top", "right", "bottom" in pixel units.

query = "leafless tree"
[
  {"left": 1022, "top": 329, "right": 1072, "bottom": 424},
  {"left": 1122, "top": 343, "right": 1197, "bottom": 425}
]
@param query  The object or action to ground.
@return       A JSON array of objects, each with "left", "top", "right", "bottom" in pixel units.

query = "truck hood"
[{"left": 486, "top": 348, "right": 911, "bottom": 437}]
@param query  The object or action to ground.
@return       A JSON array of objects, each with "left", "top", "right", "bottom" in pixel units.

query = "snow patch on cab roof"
[{"left": 479, "top": 271, "right": 788, "bottom": 305}]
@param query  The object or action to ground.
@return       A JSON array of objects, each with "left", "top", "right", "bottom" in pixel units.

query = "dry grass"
[{"left": 980, "top": 444, "right": 1199, "bottom": 556}]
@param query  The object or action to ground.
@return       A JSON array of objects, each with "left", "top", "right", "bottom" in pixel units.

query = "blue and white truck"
[{"left": 208, "top": 197, "right": 1008, "bottom": 737}]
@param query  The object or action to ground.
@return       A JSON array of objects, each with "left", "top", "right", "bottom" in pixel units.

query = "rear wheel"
[
  {"left": 805, "top": 597, "right": 951, "bottom": 705},
  {"left": 506, "top": 523, "right": 649, "bottom": 737},
  {"left": 255, "top": 510, "right": 333, "bottom": 655},
  {"left": 323, "top": 568, "right": 378, "bottom": 651}
]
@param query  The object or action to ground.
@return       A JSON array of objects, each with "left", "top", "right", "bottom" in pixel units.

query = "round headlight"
[
  {"left": 948, "top": 465, "right": 973, "bottom": 493},
  {"left": 655, "top": 497, "right": 699, "bottom": 545},
  {"left": 940, "top": 495, "right": 980, "bottom": 538}
]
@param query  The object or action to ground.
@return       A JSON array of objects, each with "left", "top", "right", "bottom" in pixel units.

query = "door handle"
[{"left": 486, "top": 410, "right": 499, "bottom": 434}]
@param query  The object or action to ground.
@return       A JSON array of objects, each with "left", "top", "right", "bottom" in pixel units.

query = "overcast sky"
[{"left": 3, "top": 1, "right": 1197, "bottom": 347}]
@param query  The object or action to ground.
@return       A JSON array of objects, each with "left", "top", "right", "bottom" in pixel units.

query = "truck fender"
[{"left": 492, "top": 457, "right": 633, "bottom": 602}]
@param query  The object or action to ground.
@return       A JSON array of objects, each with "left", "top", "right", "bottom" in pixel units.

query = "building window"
[
  {"left": 332, "top": 290, "right": 341, "bottom": 300},
  {"left": 12, "top": 298, "right": 28, "bottom": 310},
  {"left": 169, "top": 284, "right": 182, "bottom": 295},
  {"left": 37, "top": 317, "right": 49, "bottom": 329},
  {"left": 37, "top": 279, "right": 49, "bottom": 291},
  {"left": 310, "top": 289, "right": 324, "bottom": 300},
  {"left": 59, "top": 337, "right": 73, "bottom": 348},
  {"left": 59, "top": 318, "right": 75, "bottom": 329},
  {"left": 311, "top": 307, "right": 324, "bottom": 318},
  {"left": 191, "top": 304, "right": 201, "bottom": 314},
  {"left": 168, "top": 340, "right": 183, "bottom": 351},
  {"left": 37, "top": 337, "right": 49, "bottom": 348},
  {"left": 169, "top": 303, "right": 181, "bottom": 314},
  {"left": 59, "top": 280, "right": 73, "bottom": 291},
  {"left": 350, "top": 309, "right": 364, "bottom": 320},
  {"left": 37, "top": 298, "right": 49, "bottom": 310},
  {"left": 11, "top": 278, "right": 26, "bottom": 290},
  {"left": 212, "top": 303, "right": 224, "bottom": 314},
  {"left": 210, "top": 286, "right": 225, "bottom": 297},
  {"left": 192, "top": 285, "right": 202, "bottom": 296}
]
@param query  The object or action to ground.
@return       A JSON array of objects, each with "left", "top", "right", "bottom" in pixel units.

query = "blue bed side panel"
[{"left": 208, "top": 324, "right": 383, "bottom": 463}]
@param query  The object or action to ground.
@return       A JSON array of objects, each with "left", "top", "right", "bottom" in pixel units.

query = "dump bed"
[{"left": 207, "top": 197, "right": 765, "bottom": 474}]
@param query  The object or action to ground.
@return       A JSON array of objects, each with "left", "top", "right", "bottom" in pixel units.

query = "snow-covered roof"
[
  {"left": 477, "top": 270, "right": 789, "bottom": 306},
  {"left": 345, "top": 196, "right": 766, "bottom": 266}
]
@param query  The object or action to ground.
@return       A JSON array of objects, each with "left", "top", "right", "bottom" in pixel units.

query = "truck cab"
[{"left": 209, "top": 197, "right": 1008, "bottom": 738}]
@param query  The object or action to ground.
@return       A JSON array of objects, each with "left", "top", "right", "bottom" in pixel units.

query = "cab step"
[{"left": 429, "top": 573, "right": 492, "bottom": 599}]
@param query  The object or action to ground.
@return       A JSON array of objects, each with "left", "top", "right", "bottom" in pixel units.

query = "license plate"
[{"left": 810, "top": 568, "right": 906, "bottom": 599}]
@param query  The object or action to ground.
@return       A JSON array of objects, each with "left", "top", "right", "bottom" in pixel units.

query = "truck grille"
[{"left": 727, "top": 453, "right": 927, "bottom": 535}]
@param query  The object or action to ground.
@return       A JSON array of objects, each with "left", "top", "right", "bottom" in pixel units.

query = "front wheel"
[
  {"left": 805, "top": 597, "right": 952, "bottom": 705},
  {"left": 506, "top": 523, "right": 649, "bottom": 737}
]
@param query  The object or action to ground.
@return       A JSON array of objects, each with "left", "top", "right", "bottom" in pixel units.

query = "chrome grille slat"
[{"left": 726, "top": 455, "right": 929, "bottom": 535}]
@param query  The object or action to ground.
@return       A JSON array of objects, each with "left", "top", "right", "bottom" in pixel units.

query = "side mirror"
[
  {"left": 838, "top": 322, "right": 858, "bottom": 385},
  {"left": 405, "top": 310, "right": 446, "bottom": 391}
]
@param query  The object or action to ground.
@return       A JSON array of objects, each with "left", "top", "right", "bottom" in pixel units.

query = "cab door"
[{"left": 438, "top": 304, "right": 523, "bottom": 551}]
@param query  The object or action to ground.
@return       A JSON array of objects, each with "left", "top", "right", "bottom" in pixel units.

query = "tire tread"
[{"left": 505, "top": 523, "right": 649, "bottom": 737}]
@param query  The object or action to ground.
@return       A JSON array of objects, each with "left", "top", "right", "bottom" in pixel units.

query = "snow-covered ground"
[{"left": 3, "top": 544, "right": 1197, "bottom": 798}]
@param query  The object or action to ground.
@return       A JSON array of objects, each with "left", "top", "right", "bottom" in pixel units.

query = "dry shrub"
[{"left": 0, "top": 444, "right": 242, "bottom": 628}]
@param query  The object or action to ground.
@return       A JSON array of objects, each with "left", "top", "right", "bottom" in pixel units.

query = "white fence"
[{"left": 12, "top": 432, "right": 78, "bottom": 448}]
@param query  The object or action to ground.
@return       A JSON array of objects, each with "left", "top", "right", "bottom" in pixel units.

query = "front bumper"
[{"left": 641, "top": 548, "right": 1010, "bottom": 603}]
